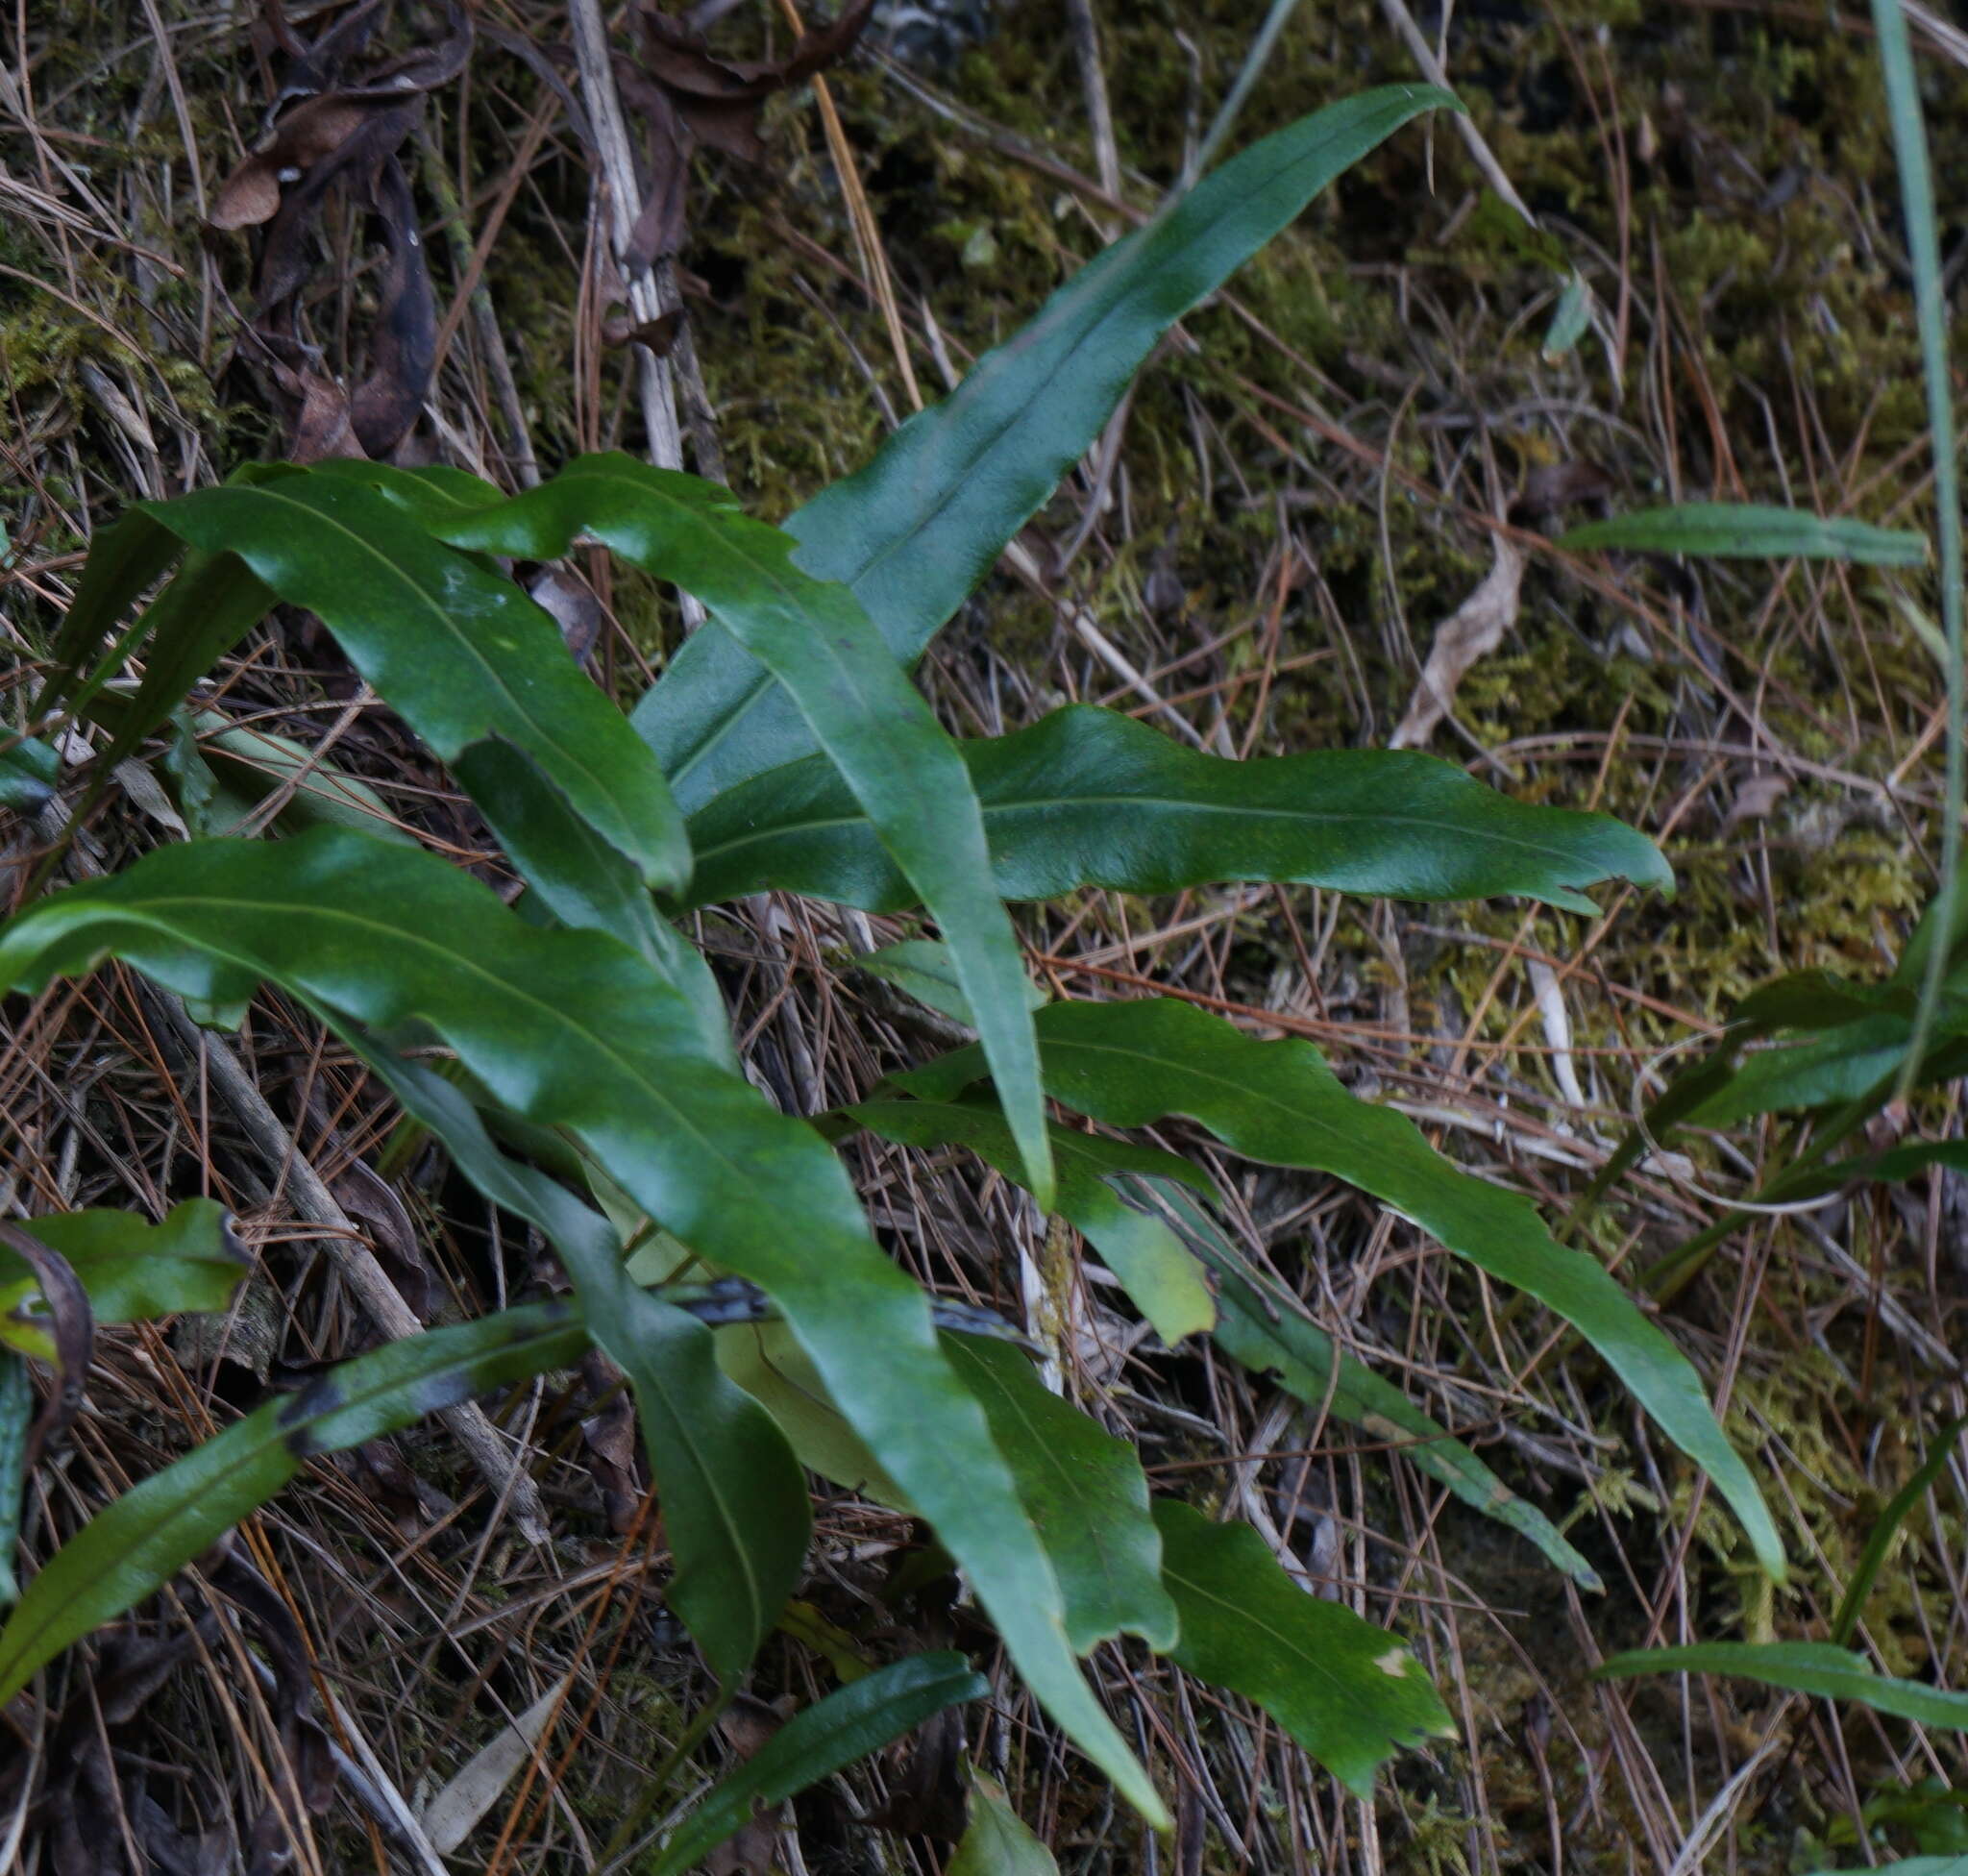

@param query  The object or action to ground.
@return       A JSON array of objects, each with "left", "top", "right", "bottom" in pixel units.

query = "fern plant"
[{"left": 0, "top": 84, "right": 1799, "bottom": 1859}]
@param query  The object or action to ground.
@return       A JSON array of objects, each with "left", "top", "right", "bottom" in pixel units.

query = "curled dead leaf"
[
  {"left": 617, "top": 0, "right": 874, "bottom": 264},
  {"left": 210, "top": 4, "right": 470, "bottom": 458},
  {"left": 1389, "top": 535, "right": 1527, "bottom": 751},
  {"left": 209, "top": 94, "right": 375, "bottom": 230}
]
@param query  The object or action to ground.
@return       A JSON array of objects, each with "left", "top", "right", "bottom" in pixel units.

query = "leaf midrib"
[{"left": 688, "top": 789, "right": 1648, "bottom": 879}]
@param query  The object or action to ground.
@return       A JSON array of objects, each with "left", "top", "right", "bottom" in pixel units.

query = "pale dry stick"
[
  {"left": 133, "top": 0, "right": 208, "bottom": 219},
  {"left": 1065, "top": 0, "right": 1121, "bottom": 200},
  {"left": 1186, "top": 0, "right": 1303, "bottom": 186},
  {"left": 301, "top": 1679, "right": 452, "bottom": 1876},
  {"left": 1906, "top": 0, "right": 1968, "bottom": 68},
  {"left": 1663, "top": 1725, "right": 1790, "bottom": 1876},
  {"left": 234, "top": 685, "right": 374, "bottom": 839},
  {"left": 1377, "top": 0, "right": 1534, "bottom": 222},
  {"left": 564, "top": 0, "right": 705, "bottom": 630},
  {"left": 0, "top": 1674, "right": 40, "bottom": 1873}
]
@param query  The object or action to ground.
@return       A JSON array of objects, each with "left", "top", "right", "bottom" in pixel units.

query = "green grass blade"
[
  {"left": 1596, "top": 1642, "right": 1968, "bottom": 1732},
  {"left": 631, "top": 86, "right": 1457, "bottom": 810},
  {"left": 441, "top": 452, "right": 1054, "bottom": 1210},
  {"left": 1829, "top": 1412, "right": 1968, "bottom": 1648},
  {"left": 1154, "top": 1499, "right": 1454, "bottom": 1795},
  {"left": 1558, "top": 503, "right": 1926, "bottom": 565},
  {"left": 647, "top": 1654, "right": 989, "bottom": 1876},
  {"left": 1869, "top": 0, "right": 1966, "bottom": 1101},
  {"left": 0, "top": 831, "right": 1160, "bottom": 1820},
  {"left": 6, "top": 1198, "right": 248, "bottom": 1325},
  {"left": 899, "top": 997, "right": 1785, "bottom": 1581},
  {"left": 137, "top": 473, "right": 691, "bottom": 894},
  {"left": 682, "top": 706, "right": 1672, "bottom": 918},
  {"left": 0, "top": 1303, "right": 585, "bottom": 1704}
]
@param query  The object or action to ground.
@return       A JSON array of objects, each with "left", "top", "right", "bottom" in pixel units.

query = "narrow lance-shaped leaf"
[
  {"left": 452, "top": 737, "right": 739, "bottom": 1074},
  {"left": 0, "top": 1302, "right": 586, "bottom": 1704},
  {"left": 41, "top": 508, "right": 185, "bottom": 712},
  {"left": 685, "top": 705, "right": 1672, "bottom": 919},
  {"left": 183, "top": 707, "right": 413, "bottom": 845},
  {"left": 133, "top": 470, "right": 691, "bottom": 894},
  {"left": 943, "top": 1335, "right": 1179, "bottom": 1654},
  {"left": 0, "top": 831, "right": 1161, "bottom": 1821},
  {"left": 1683, "top": 1017, "right": 1923, "bottom": 1127},
  {"left": 899, "top": 997, "right": 1786, "bottom": 1581},
  {"left": 68, "top": 551, "right": 282, "bottom": 785},
  {"left": 1154, "top": 1498, "right": 1454, "bottom": 1795},
  {"left": 0, "top": 1352, "right": 31, "bottom": 1603},
  {"left": 308, "top": 456, "right": 508, "bottom": 529},
  {"left": 437, "top": 452, "right": 1054, "bottom": 1210},
  {"left": 648, "top": 1653, "right": 990, "bottom": 1876},
  {"left": 1804, "top": 1861, "right": 1968, "bottom": 1876},
  {"left": 1558, "top": 504, "right": 1927, "bottom": 566},
  {"left": 854, "top": 939, "right": 1046, "bottom": 1029},
  {"left": 342, "top": 1033, "right": 806, "bottom": 1683},
  {"left": 1866, "top": 0, "right": 1963, "bottom": 1108},
  {"left": 1765, "top": 1138, "right": 1968, "bottom": 1205},
  {"left": 3, "top": 1198, "right": 249, "bottom": 1326},
  {"left": 849, "top": 1098, "right": 1215, "bottom": 1345},
  {"left": 707, "top": 1321, "right": 1180, "bottom": 1658},
  {"left": 1596, "top": 1642, "right": 1968, "bottom": 1732},
  {"left": 1113, "top": 1169, "right": 1604, "bottom": 1592},
  {"left": 633, "top": 86, "right": 1459, "bottom": 810}
]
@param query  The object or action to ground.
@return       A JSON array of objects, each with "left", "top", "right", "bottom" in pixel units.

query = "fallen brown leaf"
[
  {"left": 618, "top": 0, "right": 874, "bottom": 265},
  {"left": 1389, "top": 535, "right": 1527, "bottom": 751}
]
